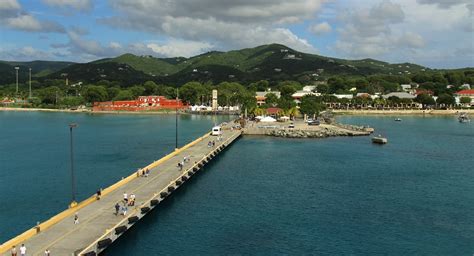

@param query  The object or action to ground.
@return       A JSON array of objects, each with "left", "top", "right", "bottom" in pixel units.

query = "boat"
[
  {"left": 458, "top": 113, "right": 470, "bottom": 123},
  {"left": 395, "top": 118, "right": 402, "bottom": 122},
  {"left": 372, "top": 135, "right": 388, "bottom": 144}
]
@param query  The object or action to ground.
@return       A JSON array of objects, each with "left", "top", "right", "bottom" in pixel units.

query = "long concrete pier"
[{"left": 0, "top": 124, "right": 242, "bottom": 256}]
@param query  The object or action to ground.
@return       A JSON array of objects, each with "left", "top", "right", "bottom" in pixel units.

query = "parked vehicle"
[
  {"left": 308, "top": 120, "right": 320, "bottom": 126},
  {"left": 211, "top": 126, "right": 222, "bottom": 136}
]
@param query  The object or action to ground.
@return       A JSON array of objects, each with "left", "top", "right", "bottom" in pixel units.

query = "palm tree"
[
  {"left": 287, "top": 106, "right": 300, "bottom": 120},
  {"left": 253, "top": 107, "right": 265, "bottom": 116}
]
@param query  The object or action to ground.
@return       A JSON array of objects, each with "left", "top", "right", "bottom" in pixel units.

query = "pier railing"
[
  {"left": 77, "top": 131, "right": 242, "bottom": 255},
  {"left": 0, "top": 132, "right": 212, "bottom": 254}
]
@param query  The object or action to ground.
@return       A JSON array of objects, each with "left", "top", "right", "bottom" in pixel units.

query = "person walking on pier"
[
  {"left": 74, "top": 213, "right": 79, "bottom": 224},
  {"left": 96, "top": 188, "right": 102, "bottom": 200},
  {"left": 10, "top": 245, "right": 16, "bottom": 256},
  {"left": 115, "top": 202, "right": 120, "bottom": 215},
  {"left": 44, "top": 249, "right": 50, "bottom": 256},
  {"left": 123, "top": 192, "right": 128, "bottom": 203},
  {"left": 121, "top": 202, "right": 128, "bottom": 216},
  {"left": 19, "top": 244, "right": 26, "bottom": 256}
]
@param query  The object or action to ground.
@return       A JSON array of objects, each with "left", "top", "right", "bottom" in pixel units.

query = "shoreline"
[
  {"left": 332, "top": 109, "right": 474, "bottom": 116},
  {"left": 2, "top": 107, "right": 473, "bottom": 116},
  {"left": 0, "top": 107, "right": 183, "bottom": 115}
]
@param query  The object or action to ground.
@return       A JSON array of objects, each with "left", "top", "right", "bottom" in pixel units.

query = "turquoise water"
[
  {"left": 1, "top": 113, "right": 473, "bottom": 255},
  {"left": 0, "top": 111, "right": 230, "bottom": 243}
]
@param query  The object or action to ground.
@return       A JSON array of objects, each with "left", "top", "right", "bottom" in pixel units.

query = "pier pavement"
[{"left": 1, "top": 125, "right": 242, "bottom": 256}]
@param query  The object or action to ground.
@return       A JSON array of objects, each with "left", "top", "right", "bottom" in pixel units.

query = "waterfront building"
[
  {"left": 92, "top": 96, "right": 186, "bottom": 111},
  {"left": 455, "top": 89, "right": 474, "bottom": 106},
  {"left": 255, "top": 90, "right": 281, "bottom": 106},
  {"left": 382, "top": 92, "right": 416, "bottom": 99}
]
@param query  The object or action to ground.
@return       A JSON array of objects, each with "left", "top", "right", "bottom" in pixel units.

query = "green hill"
[{"left": 1, "top": 44, "right": 471, "bottom": 87}]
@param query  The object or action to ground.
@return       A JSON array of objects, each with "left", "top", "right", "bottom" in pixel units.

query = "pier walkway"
[{"left": 1, "top": 125, "right": 242, "bottom": 256}]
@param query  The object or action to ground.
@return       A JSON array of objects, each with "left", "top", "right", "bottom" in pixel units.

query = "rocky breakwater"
[{"left": 266, "top": 124, "right": 372, "bottom": 138}]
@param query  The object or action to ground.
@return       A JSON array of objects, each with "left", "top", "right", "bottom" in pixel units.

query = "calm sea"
[{"left": 1, "top": 112, "right": 473, "bottom": 255}]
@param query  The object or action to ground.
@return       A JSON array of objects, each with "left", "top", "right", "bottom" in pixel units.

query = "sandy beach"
[
  {"left": 332, "top": 109, "right": 474, "bottom": 116},
  {"left": 0, "top": 107, "right": 179, "bottom": 115},
  {"left": 2, "top": 107, "right": 473, "bottom": 116}
]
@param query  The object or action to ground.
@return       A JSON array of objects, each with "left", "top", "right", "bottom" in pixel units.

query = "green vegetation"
[{"left": 0, "top": 44, "right": 472, "bottom": 111}]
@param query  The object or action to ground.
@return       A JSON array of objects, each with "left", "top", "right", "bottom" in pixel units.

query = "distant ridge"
[{"left": 0, "top": 44, "right": 470, "bottom": 86}]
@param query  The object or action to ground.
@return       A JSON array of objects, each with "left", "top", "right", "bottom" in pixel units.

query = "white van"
[{"left": 211, "top": 126, "right": 222, "bottom": 136}]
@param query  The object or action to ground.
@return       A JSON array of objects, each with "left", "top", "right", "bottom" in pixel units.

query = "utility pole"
[
  {"left": 15, "top": 67, "right": 19, "bottom": 97},
  {"left": 29, "top": 68, "right": 32, "bottom": 98},
  {"left": 175, "top": 87, "right": 179, "bottom": 150},
  {"left": 69, "top": 123, "right": 78, "bottom": 208}
]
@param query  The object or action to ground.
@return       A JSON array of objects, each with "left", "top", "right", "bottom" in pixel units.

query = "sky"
[{"left": 0, "top": 0, "right": 472, "bottom": 68}]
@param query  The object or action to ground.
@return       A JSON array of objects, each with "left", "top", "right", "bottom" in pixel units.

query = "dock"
[
  {"left": 0, "top": 124, "right": 242, "bottom": 256},
  {"left": 243, "top": 120, "right": 373, "bottom": 138}
]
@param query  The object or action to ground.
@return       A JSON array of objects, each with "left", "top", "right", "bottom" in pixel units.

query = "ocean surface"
[{"left": 1, "top": 112, "right": 473, "bottom": 255}]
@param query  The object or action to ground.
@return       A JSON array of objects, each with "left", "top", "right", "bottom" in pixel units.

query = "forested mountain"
[{"left": 1, "top": 44, "right": 456, "bottom": 87}]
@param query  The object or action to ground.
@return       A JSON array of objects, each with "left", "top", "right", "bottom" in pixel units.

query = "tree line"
[{"left": 0, "top": 70, "right": 472, "bottom": 112}]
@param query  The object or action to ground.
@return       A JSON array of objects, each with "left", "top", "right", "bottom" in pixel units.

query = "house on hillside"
[
  {"left": 382, "top": 92, "right": 416, "bottom": 99},
  {"left": 255, "top": 90, "right": 281, "bottom": 106},
  {"left": 415, "top": 89, "right": 433, "bottom": 96},
  {"left": 266, "top": 107, "right": 283, "bottom": 117},
  {"left": 455, "top": 89, "right": 474, "bottom": 106},
  {"left": 333, "top": 94, "right": 353, "bottom": 100},
  {"left": 292, "top": 90, "right": 320, "bottom": 104}
]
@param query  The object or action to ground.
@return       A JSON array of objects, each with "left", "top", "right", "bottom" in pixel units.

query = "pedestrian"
[
  {"left": 130, "top": 193, "right": 136, "bottom": 206},
  {"left": 122, "top": 204, "right": 128, "bottom": 216},
  {"left": 123, "top": 192, "right": 128, "bottom": 203},
  {"left": 115, "top": 202, "right": 120, "bottom": 215},
  {"left": 19, "top": 244, "right": 26, "bottom": 256},
  {"left": 44, "top": 249, "right": 50, "bottom": 256},
  {"left": 145, "top": 168, "right": 149, "bottom": 177},
  {"left": 11, "top": 245, "right": 16, "bottom": 256},
  {"left": 96, "top": 189, "right": 102, "bottom": 200},
  {"left": 74, "top": 213, "right": 79, "bottom": 224}
]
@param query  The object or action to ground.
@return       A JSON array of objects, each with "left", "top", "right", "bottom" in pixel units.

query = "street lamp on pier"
[
  {"left": 69, "top": 123, "right": 78, "bottom": 208},
  {"left": 28, "top": 68, "right": 32, "bottom": 98}
]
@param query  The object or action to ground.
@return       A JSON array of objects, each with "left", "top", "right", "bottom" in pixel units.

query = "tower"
[{"left": 212, "top": 89, "right": 218, "bottom": 110}]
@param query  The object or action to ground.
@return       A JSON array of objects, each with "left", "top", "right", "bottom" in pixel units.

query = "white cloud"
[
  {"left": 416, "top": 0, "right": 471, "bottom": 9},
  {"left": 0, "top": 46, "right": 57, "bottom": 61},
  {"left": 5, "top": 14, "right": 65, "bottom": 33},
  {"left": 334, "top": 0, "right": 417, "bottom": 58},
  {"left": 332, "top": 0, "right": 473, "bottom": 68},
  {"left": 0, "top": 0, "right": 20, "bottom": 11},
  {"left": 101, "top": 0, "right": 323, "bottom": 53},
  {"left": 309, "top": 22, "right": 332, "bottom": 35},
  {"left": 147, "top": 40, "right": 213, "bottom": 57},
  {"left": 42, "top": 0, "right": 93, "bottom": 11},
  {"left": 0, "top": 0, "right": 65, "bottom": 33}
]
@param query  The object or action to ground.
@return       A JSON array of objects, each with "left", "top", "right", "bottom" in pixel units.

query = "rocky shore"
[
  {"left": 243, "top": 121, "right": 373, "bottom": 138},
  {"left": 267, "top": 126, "right": 371, "bottom": 138}
]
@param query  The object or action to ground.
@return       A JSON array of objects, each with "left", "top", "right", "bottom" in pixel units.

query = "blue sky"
[{"left": 0, "top": 0, "right": 472, "bottom": 68}]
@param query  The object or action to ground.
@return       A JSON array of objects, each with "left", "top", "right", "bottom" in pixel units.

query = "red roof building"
[
  {"left": 92, "top": 96, "right": 186, "bottom": 112},
  {"left": 266, "top": 107, "right": 283, "bottom": 115},
  {"left": 456, "top": 89, "right": 474, "bottom": 97},
  {"left": 415, "top": 89, "right": 434, "bottom": 95}
]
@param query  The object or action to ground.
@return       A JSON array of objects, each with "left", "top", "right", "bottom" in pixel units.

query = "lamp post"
[
  {"left": 14, "top": 67, "right": 19, "bottom": 96},
  {"left": 28, "top": 68, "right": 32, "bottom": 98},
  {"left": 69, "top": 123, "right": 78, "bottom": 208},
  {"left": 175, "top": 88, "right": 179, "bottom": 150}
]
